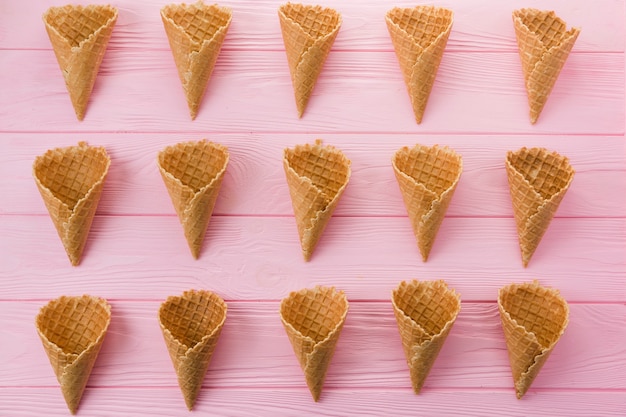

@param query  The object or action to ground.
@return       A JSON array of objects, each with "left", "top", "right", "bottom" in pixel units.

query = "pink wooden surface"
[{"left": 1, "top": 0, "right": 625, "bottom": 416}]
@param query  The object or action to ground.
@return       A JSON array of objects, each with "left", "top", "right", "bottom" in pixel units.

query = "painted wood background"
[{"left": 1, "top": 0, "right": 625, "bottom": 415}]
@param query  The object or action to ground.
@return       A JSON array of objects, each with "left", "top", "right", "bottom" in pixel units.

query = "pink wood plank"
[
  {"left": 2, "top": 0, "right": 623, "bottom": 52},
  {"left": 0, "top": 216, "right": 624, "bottom": 301},
  {"left": 1, "top": 133, "right": 624, "bottom": 217},
  {"left": 2, "top": 301, "right": 624, "bottom": 390},
  {"left": 1, "top": 388, "right": 625, "bottom": 416},
  {"left": 1, "top": 50, "right": 622, "bottom": 134}
]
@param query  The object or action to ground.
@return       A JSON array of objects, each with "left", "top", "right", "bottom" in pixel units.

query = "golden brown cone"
[
  {"left": 43, "top": 5, "right": 118, "bottom": 120},
  {"left": 505, "top": 147, "right": 574, "bottom": 267},
  {"left": 33, "top": 142, "right": 111, "bottom": 266},
  {"left": 278, "top": 3, "right": 341, "bottom": 117},
  {"left": 392, "top": 144, "right": 462, "bottom": 261},
  {"left": 512, "top": 9, "right": 580, "bottom": 124},
  {"left": 158, "top": 140, "right": 229, "bottom": 258},
  {"left": 280, "top": 286, "right": 348, "bottom": 401},
  {"left": 159, "top": 290, "right": 227, "bottom": 410},
  {"left": 283, "top": 140, "right": 350, "bottom": 261},
  {"left": 498, "top": 281, "right": 569, "bottom": 398},
  {"left": 391, "top": 280, "right": 460, "bottom": 394},
  {"left": 385, "top": 6, "right": 453, "bottom": 124},
  {"left": 161, "top": 2, "right": 232, "bottom": 119},
  {"left": 36, "top": 295, "right": 111, "bottom": 414}
]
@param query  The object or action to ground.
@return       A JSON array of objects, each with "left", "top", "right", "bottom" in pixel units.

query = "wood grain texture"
[
  {"left": 2, "top": 301, "right": 625, "bottom": 390},
  {"left": 1, "top": 133, "right": 624, "bottom": 217},
  {"left": 0, "top": 216, "right": 624, "bottom": 301},
  {"left": 1, "top": 388, "right": 625, "bottom": 417},
  {"left": 1, "top": 0, "right": 624, "bottom": 415},
  {"left": 0, "top": 50, "right": 623, "bottom": 133}
]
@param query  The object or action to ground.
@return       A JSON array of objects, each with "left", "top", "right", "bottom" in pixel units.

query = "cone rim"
[
  {"left": 497, "top": 280, "right": 569, "bottom": 351},
  {"left": 157, "top": 139, "right": 230, "bottom": 196},
  {"left": 43, "top": 4, "right": 118, "bottom": 51},
  {"left": 35, "top": 294, "right": 111, "bottom": 358},
  {"left": 391, "top": 279, "right": 461, "bottom": 339},
  {"left": 385, "top": 5, "right": 453, "bottom": 52},
  {"left": 160, "top": 2, "right": 233, "bottom": 50},
  {"left": 279, "top": 286, "right": 349, "bottom": 345},
  {"left": 392, "top": 143, "right": 463, "bottom": 201},
  {"left": 158, "top": 289, "right": 228, "bottom": 354},
  {"left": 512, "top": 8, "right": 581, "bottom": 53}
]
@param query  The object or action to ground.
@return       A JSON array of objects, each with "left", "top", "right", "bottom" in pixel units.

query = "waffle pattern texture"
[
  {"left": 278, "top": 3, "right": 341, "bottom": 117},
  {"left": 280, "top": 286, "right": 349, "bottom": 401},
  {"left": 43, "top": 5, "right": 118, "bottom": 120},
  {"left": 498, "top": 281, "right": 569, "bottom": 398},
  {"left": 385, "top": 6, "right": 453, "bottom": 123},
  {"left": 392, "top": 144, "right": 462, "bottom": 261},
  {"left": 161, "top": 1, "right": 232, "bottom": 119},
  {"left": 36, "top": 295, "right": 111, "bottom": 414},
  {"left": 159, "top": 289, "right": 227, "bottom": 410},
  {"left": 283, "top": 140, "right": 351, "bottom": 261},
  {"left": 513, "top": 8, "right": 580, "bottom": 124},
  {"left": 158, "top": 140, "right": 229, "bottom": 258},
  {"left": 392, "top": 280, "right": 460, "bottom": 393},
  {"left": 505, "top": 147, "right": 574, "bottom": 267},
  {"left": 33, "top": 142, "right": 111, "bottom": 266}
]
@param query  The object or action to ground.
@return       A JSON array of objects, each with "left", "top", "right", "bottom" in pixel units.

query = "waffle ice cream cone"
[
  {"left": 385, "top": 6, "right": 453, "bottom": 124},
  {"left": 33, "top": 142, "right": 111, "bottom": 266},
  {"left": 280, "top": 286, "right": 349, "bottom": 401},
  {"left": 159, "top": 289, "right": 227, "bottom": 410},
  {"left": 498, "top": 281, "right": 569, "bottom": 398},
  {"left": 392, "top": 144, "right": 462, "bottom": 261},
  {"left": 36, "top": 295, "right": 111, "bottom": 414},
  {"left": 283, "top": 140, "right": 350, "bottom": 261},
  {"left": 161, "top": 2, "right": 232, "bottom": 119},
  {"left": 278, "top": 3, "right": 341, "bottom": 117},
  {"left": 158, "top": 140, "right": 229, "bottom": 258},
  {"left": 513, "top": 9, "right": 580, "bottom": 124},
  {"left": 505, "top": 147, "right": 574, "bottom": 267},
  {"left": 392, "top": 280, "right": 460, "bottom": 394},
  {"left": 43, "top": 5, "right": 118, "bottom": 120}
]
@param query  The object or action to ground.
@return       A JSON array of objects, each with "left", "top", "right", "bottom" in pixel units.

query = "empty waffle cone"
[
  {"left": 513, "top": 9, "right": 580, "bottom": 124},
  {"left": 36, "top": 295, "right": 111, "bottom": 414},
  {"left": 506, "top": 147, "right": 574, "bottom": 267},
  {"left": 158, "top": 140, "right": 229, "bottom": 258},
  {"left": 159, "top": 289, "right": 227, "bottom": 410},
  {"left": 33, "top": 142, "right": 111, "bottom": 266},
  {"left": 392, "top": 280, "right": 460, "bottom": 394},
  {"left": 392, "top": 144, "right": 462, "bottom": 261},
  {"left": 161, "top": 2, "right": 232, "bottom": 119},
  {"left": 386, "top": 6, "right": 453, "bottom": 124},
  {"left": 278, "top": 3, "right": 341, "bottom": 117},
  {"left": 498, "top": 281, "right": 569, "bottom": 398},
  {"left": 280, "top": 286, "right": 349, "bottom": 401},
  {"left": 43, "top": 5, "right": 118, "bottom": 120},
  {"left": 283, "top": 140, "right": 351, "bottom": 261}
]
